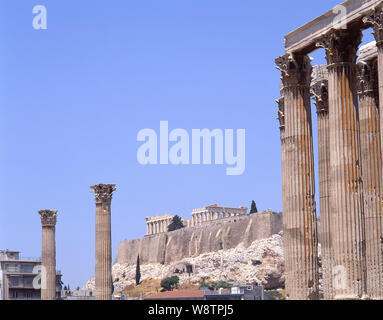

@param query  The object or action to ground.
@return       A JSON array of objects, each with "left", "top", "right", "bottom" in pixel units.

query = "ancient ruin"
[
  {"left": 38, "top": 209, "right": 58, "bottom": 300},
  {"left": 90, "top": 184, "right": 116, "bottom": 300},
  {"left": 276, "top": 0, "right": 383, "bottom": 300},
  {"left": 145, "top": 204, "right": 248, "bottom": 236}
]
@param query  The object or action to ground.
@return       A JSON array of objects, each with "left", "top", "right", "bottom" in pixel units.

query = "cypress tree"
[
  {"left": 250, "top": 200, "right": 258, "bottom": 214},
  {"left": 135, "top": 254, "right": 141, "bottom": 286},
  {"left": 167, "top": 215, "right": 185, "bottom": 232}
]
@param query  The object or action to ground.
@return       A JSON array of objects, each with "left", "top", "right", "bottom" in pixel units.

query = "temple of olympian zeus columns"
[
  {"left": 276, "top": 0, "right": 383, "bottom": 300},
  {"left": 145, "top": 204, "right": 248, "bottom": 236},
  {"left": 90, "top": 184, "right": 116, "bottom": 300},
  {"left": 38, "top": 209, "right": 58, "bottom": 300}
]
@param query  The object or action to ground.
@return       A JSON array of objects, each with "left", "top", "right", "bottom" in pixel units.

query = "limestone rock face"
[
  {"left": 84, "top": 233, "right": 285, "bottom": 291},
  {"left": 115, "top": 211, "right": 282, "bottom": 266}
]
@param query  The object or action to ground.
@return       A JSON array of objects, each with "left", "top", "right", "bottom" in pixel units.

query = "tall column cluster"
[{"left": 276, "top": 4, "right": 383, "bottom": 300}]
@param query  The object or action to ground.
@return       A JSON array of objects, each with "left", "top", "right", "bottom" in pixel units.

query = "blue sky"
[{"left": 0, "top": 0, "right": 375, "bottom": 288}]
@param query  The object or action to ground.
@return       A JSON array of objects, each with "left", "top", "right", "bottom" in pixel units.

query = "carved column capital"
[
  {"left": 90, "top": 184, "right": 116, "bottom": 203},
  {"left": 275, "top": 53, "right": 312, "bottom": 88},
  {"left": 357, "top": 59, "right": 378, "bottom": 97},
  {"left": 39, "top": 210, "right": 58, "bottom": 227},
  {"left": 316, "top": 29, "right": 362, "bottom": 65},
  {"left": 311, "top": 81, "right": 329, "bottom": 114},
  {"left": 363, "top": 6, "right": 383, "bottom": 47}
]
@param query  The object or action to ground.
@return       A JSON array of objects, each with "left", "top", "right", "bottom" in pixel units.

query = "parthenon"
[
  {"left": 276, "top": 0, "right": 383, "bottom": 300},
  {"left": 191, "top": 204, "right": 247, "bottom": 227},
  {"left": 145, "top": 204, "right": 248, "bottom": 236}
]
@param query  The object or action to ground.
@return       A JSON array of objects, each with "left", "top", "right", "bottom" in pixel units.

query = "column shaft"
[
  {"left": 319, "top": 29, "right": 367, "bottom": 299},
  {"left": 39, "top": 210, "right": 58, "bottom": 301},
  {"left": 312, "top": 71, "right": 333, "bottom": 300},
  {"left": 358, "top": 59, "right": 383, "bottom": 299},
  {"left": 276, "top": 53, "right": 319, "bottom": 300},
  {"left": 91, "top": 184, "right": 116, "bottom": 300}
]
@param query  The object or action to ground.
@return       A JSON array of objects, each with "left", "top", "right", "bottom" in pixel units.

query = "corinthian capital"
[
  {"left": 316, "top": 29, "right": 362, "bottom": 64},
  {"left": 363, "top": 6, "right": 383, "bottom": 46},
  {"left": 275, "top": 53, "right": 312, "bottom": 88},
  {"left": 311, "top": 81, "right": 328, "bottom": 115},
  {"left": 90, "top": 184, "right": 116, "bottom": 203},
  {"left": 39, "top": 210, "right": 58, "bottom": 227},
  {"left": 357, "top": 59, "right": 378, "bottom": 97},
  {"left": 311, "top": 65, "right": 329, "bottom": 114}
]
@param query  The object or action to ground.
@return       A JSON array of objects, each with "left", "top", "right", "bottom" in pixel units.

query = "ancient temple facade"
[{"left": 145, "top": 204, "right": 248, "bottom": 236}]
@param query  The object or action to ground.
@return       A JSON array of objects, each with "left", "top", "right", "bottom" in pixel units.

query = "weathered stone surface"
[{"left": 115, "top": 211, "right": 282, "bottom": 266}]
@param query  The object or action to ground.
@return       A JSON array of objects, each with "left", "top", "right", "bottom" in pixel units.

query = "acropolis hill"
[{"left": 115, "top": 206, "right": 282, "bottom": 266}]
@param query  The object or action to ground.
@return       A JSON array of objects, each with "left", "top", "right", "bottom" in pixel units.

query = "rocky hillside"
[{"left": 84, "top": 232, "right": 285, "bottom": 292}]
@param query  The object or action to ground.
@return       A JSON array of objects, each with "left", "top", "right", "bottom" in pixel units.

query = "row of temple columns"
[
  {"left": 191, "top": 210, "right": 244, "bottom": 226},
  {"left": 146, "top": 218, "right": 172, "bottom": 235},
  {"left": 276, "top": 7, "right": 383, "bottom": 300}
]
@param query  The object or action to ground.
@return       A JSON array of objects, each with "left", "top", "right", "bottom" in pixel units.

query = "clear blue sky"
[{"left": 0, "top": 0, "right": 374, "bottom": 288}]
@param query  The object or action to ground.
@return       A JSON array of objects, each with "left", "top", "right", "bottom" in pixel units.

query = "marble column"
[
  {"left": 317, "top": 28, "right": 367, "bottom": 300},
  {"left": 276, "top": 53, "right": 319, "bottom": 300},
  {"left": 311, "top": 67, "right": 333, "bottom": 300},
  {"left": 364, "top": 7, "right": 383, "bottom": 160},
  {"left": 357, "top": 58, "right": 383, "bottom": 300},
  {"left": 39, "top": 209, "right": 58, "bottom": 300},
  {"left": 91, "top": 184, "right": 116, "bottom": 300}
]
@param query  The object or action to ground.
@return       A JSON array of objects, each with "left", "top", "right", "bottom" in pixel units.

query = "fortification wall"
[{"left": 115, "top": 210, "right": 283, "bottom": 266}]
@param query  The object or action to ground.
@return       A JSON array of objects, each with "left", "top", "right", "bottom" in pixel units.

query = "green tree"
[
  {"left": 160, "top": 276, "right": 179, "bottom": 291},
  {"left": 265, "top": 290, "right": 285, "bottom": 300},
  {"left": 249, "top": 200, "right": 258, "bottom": 214},
  {"left": 167, "top": 215, "right": 185, "bottom": 232},
  {"left": 199, "top": 281, "right": 214, "bottom": 290},
  {"left": 212, "top": 281, "right": 232, "bottom": 290},
  {"left": 135, "top": 255, "right": 141, "bottom": 286}
]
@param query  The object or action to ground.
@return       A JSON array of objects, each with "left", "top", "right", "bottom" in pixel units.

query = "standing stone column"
[
  {"left": 277, "top": 92, "right": 288, "bottom": 295},
  {"left": 364, "top": 7, "right": 383, "bottom": 159},
  {"left": 91, "top": 184, "right": 116, "bottom": 300},
  {"left": 276, "top": 53, "right": 319, "bottom": 300},
  {"left": 38, "top": 209, "right": 58, "bottom": 300},
  {"left": 311, "top": 66, "right": 333, "bottom": 300},
  {"left": 317, "top": 29, "right": 367, "bottom": 300},
  {"left": 357, "top": 58, "right": 383, "bottom": 300}
]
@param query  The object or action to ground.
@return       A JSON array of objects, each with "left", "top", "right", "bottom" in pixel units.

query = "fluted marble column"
[
  {"left": 39, "top": 209, "right": 58, "bottom": 300},
  {"left": 357, "top": 58, "right": 383, "bottom": 300},
  {"left": 311, "top": 66, "right": 333, "bottom": 300},
  {"left": 91, "top": 184, "right": 116, "bottom": 300},
  {"left": 364, "top": 7, "right": 383, "bottom": 160},
  {"left": 317, "top": 29, "right": 367, "bottom": 300},
  {"left": 277, "top": 93, "right": 289, "bottom": 296},
  {"left": 276, "top": 53, "right": 319, "bottom": 300}
]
